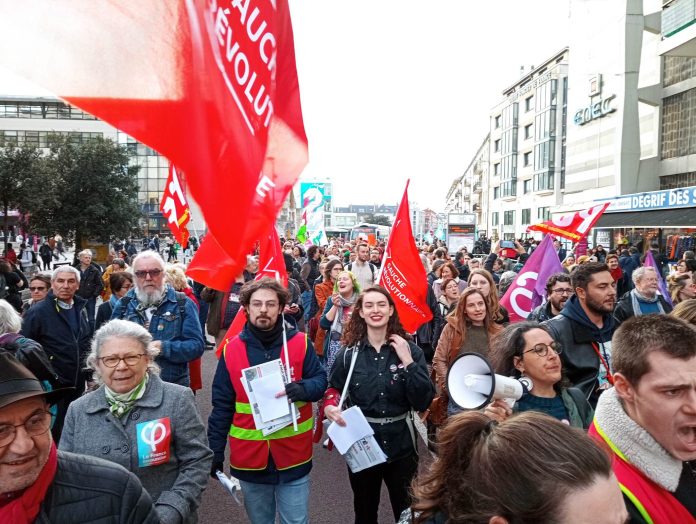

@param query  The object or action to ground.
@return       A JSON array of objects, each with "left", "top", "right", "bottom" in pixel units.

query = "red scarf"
[
  {"left": 0, "top": 442, "right": 57, "bottom": 524},
  {"left": 610, "top": 267, "right": 623, "bottom": 283}
]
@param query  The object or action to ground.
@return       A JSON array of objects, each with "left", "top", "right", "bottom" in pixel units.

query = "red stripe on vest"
[
  {"left": 224, "top": 331, "right": 313, "bottom": 471},
  {"left": 589, "top": 421, "right": 696, "bottom": 523}
]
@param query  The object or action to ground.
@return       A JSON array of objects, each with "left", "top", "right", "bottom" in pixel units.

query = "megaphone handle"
[{"left": 502, "top": 397, "right": 516, "bottom": 408}]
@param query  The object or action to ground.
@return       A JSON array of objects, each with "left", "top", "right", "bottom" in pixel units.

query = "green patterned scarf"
[{"left": 105, "top": 373, "right": 149, "bottom": 418}]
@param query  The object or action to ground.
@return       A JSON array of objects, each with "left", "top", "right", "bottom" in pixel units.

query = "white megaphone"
[{"left": 447, "top": 353, "right": 533, "bottom": 410}]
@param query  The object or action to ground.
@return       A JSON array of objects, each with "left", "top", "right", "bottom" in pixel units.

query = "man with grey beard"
[{"left": 111, "top": 251, "right": 204, "bottom": 386}]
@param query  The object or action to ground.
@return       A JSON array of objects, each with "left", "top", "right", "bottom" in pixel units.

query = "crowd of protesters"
[{"left": 1, "top": 230, "right": 696, "bottom": 523}]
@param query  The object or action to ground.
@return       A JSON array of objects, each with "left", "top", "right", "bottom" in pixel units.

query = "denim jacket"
[{"left": 111, "top": 285, "right": 205, "bottom": 386}]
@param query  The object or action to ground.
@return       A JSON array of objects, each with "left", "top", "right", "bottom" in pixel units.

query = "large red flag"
[
  {"left": 527, "top": 203, "right": 609, "bottom": 242},
  {"left": 500, "top": 235, "right": 563, "bottom": 322},
  {"left": 0, "top": 1, "right": 307, "bottom": 276},
  {"left": 160, "top": 164, "right": 191, "bottom": 247},
  {"left": 378, "top": 181, "right": 433, "bottom": 333},
  {"left": 214, "top": 227, "right": 287, "bottom": 358}
]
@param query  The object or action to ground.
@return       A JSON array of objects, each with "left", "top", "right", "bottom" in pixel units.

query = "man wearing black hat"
[{"left": 0, "top": 353, "right": 158, "bottom": 523}]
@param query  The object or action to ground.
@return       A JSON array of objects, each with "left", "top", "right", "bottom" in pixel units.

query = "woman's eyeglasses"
[
  {"left": 523, "top": 342, "right": 562, "bottom": 358},
  {"left": 99, "top": 354, "right": 147, "bottom": 368}
]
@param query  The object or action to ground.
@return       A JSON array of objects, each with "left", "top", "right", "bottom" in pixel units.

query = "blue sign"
[{"left": 598, "top": 186, "right": 696, "bottom": 213}]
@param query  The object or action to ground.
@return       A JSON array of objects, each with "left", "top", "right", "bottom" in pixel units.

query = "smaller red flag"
[
  {"left": 527, "top": 202, "right": 609, "bottom": 243},
  {"left": 160, "top": 164, "right": 191, "bottom": 247},
  {"left": 378, "top": 181, "right": 432, "bottom": 333},
  {"left": 214, "top": 227, "right": 288, "bottom": 358}
]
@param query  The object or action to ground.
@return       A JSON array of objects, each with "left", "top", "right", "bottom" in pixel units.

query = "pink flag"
[
  {"left": 500, "top": 235, "right": 564, "bottom": 322},
  {"left": 644, "top": 250, "right": 673, "bottom": 307}
]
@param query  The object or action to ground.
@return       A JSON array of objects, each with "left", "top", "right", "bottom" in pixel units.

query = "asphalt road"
[{"left": 195, "top": 347, "right": 427, "bottom": 524}]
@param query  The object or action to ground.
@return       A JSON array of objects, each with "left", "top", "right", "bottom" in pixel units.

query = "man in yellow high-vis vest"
[{"left": 208, "top": 278, "right": 327, "bottom": 524}]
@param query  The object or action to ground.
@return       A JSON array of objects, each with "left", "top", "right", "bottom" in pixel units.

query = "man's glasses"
[
  {"left": 523, "top": 342, "right": 563, "bottom": 358},
  {"left": 0, "top": 410, "right": 52, "bottom": 447},
  {"left": 29, "top": 287, "right": 47, "bottom": 292},
  {"left": 99, "top": 354, "right": 147, "bottom": 368},
  {"left": 551, "top": 288, "right": 573, "bottom": 295},
  {"left": 134, "top": 269, "right": 163, "bottom": 279}
]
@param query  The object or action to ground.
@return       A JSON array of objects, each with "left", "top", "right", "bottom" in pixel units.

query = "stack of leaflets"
[{"left": 241, "top": 358, "right": 298, "bottom": 436}]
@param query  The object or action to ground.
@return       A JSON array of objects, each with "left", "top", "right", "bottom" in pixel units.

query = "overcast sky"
[
  {"left": 0, "top": 1, "right": 571, "bottom": 212},
  {"left": 290, "top": 0, "right": 571, "bottom": 210}
]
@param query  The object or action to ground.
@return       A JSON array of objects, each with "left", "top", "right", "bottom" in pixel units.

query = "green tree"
[
  {"left": 0, "top": 143, "right": 49, "bottom": 243},
  {"left": 361, "top": 213, "right": 392, "bottom": 226},
  {"left": 26, "top": 136, "right": 141, "bottom": 247}
]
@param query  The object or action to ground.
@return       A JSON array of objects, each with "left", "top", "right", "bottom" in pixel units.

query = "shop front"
[{"left": 594, "top": 186, "right": 696, "bottom": 259}]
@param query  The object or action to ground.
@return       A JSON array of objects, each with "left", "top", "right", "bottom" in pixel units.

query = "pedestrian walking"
[
  {"left": 323, "top": 286, "right": 434, "bottom": 523},
  {"left": 208, "top": 278, "right": 327, "bottom": 524}
]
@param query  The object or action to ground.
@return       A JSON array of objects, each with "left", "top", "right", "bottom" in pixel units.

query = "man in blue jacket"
[
  {"left": 111, "top": 251, "right": 204, "bottom": 386},
  {"left": 208, "top": 278, "right": 326, "bottom": 524},
  {"left": 21, "top": 265, "right": 91, "bottom": 442}
]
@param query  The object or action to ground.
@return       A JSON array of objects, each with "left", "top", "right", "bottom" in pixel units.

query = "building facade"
[
  {"left": 0, "top": 96, "right": 207, "bottom": 237},
  {"left": 487, "top": 48, "right": 569, "bottom": 241},
  {"left": 444, "top": 134, "right": 490, "bottom": 235}
]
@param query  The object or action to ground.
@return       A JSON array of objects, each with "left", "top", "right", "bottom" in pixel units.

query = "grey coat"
[{"left": 60, "top": 374, "right": 213, "bottom": 524}]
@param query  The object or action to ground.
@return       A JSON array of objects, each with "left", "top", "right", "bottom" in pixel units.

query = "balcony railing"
[{"left": 663, "top": 0, "right": 696, "bottom": 38}]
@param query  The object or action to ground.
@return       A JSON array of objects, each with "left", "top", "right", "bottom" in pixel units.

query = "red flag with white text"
[
  {"left": 0, "top": 1, "right": 307, "bottom": 277},
  {"left": 527, "top": 203, "right": 610, "bottom": 243},
  {"left": 160, "top": 164, "right": 191, "bottom": 247},
  {"left": 378, "top": 181, "right": 432, "bottom": 333},
  {"left": 215, "top": 227, "right": 287, "bottom": 357}
]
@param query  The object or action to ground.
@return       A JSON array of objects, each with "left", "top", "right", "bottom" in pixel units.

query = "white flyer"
[
  {"left": 251, "top": 372, "right": 291, "bottom": 422},
  {"left": 240, "top": 359, "right": 295, "bottom": 435},
  {"left": 344, "top": 436, "right": 387, "bottom": 473},
  {"left": 326, "top": 406, "right": 374, "bottom": 454}
]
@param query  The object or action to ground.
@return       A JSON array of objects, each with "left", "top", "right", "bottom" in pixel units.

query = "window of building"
[
  {"left": 523, "top": 179, "right": 531, "bottom": 193},
  {"left": 523, "top": 151, "right": 531, "bottom": 167},
  {"left": 493, "top": 186, "right": 500, "bottom": 199},
  {"left": 521, "top": 208, "right": 531, "bottom": 225},
  {"left": 491, "top": 212, "right": 499, "bottom": 226},
  {"left": 525, "top": 96, "right": 534, "bottom": 112},
  {"left": 503, "top": 210, "right": 515, "bottom": 226},
  {"left": 524, "top": 124, "right": 532, "bottom": 140},
  {"left": 494, "top": 163, "right": 501, "bottom": 176},
  {"left": 494, "top": 115, "right": 501, "bottom": 128},
  {"left": 494, "top": 139, "right": 501, "bottom": 153},
  {"left": 501, "top": 180, "right": 517, "bottom": 198},
  {"left": 537, "top": 207, "right": 551, "bottom": 220},
  {"left": 534, "top": 172, "right": 554, "bottom": 192}
]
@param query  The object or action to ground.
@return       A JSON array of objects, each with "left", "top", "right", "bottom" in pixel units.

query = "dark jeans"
[
  {"left": 84, "top": 296, "right": 97, "bottom": 331},
  {"left": 347, "top": 452, "right": 418, "bottom": 524},
  {"left": 52, "top": 385, "right": 83, "bottom": 445}
]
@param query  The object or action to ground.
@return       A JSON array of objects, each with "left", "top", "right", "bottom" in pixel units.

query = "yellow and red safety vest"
[
  {"left": 223, "top": 333, "right": 314, "bottom": 471},
  {"left": 589, "top": 420, "right": 696, "bottom": 524}
]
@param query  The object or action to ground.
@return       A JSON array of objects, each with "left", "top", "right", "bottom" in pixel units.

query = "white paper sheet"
[
  {"left": 326, "top": 405, "right": 374, "bottom": 454},
  {"left": 251, "top": 373, "right": 290, "bottom": 422}
]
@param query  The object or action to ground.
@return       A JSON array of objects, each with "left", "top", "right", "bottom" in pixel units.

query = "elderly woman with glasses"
[
  {"left": 59, "top": 319, "right": 213, "bottom": 524},
  {"left": 484, "top": 321, "right": 594, "bottom": 429}
]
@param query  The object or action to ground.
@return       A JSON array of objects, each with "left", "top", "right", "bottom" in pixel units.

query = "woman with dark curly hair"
[
  {"left": 484, "top": 321, "right": 594, "bottom": 429},
  {"left": 322, "top": 286, "right": 434, "bottom": 524},
  {"left": 405, "top": 411, "right": 626, "bottom": 524}
]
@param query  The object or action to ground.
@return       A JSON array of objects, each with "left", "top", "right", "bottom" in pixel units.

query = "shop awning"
[{"left": 595, "top": 208, "right": 696, "bottom": 228}]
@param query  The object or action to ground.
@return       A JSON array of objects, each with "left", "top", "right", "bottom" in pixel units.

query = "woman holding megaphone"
[
  {"left": 485, "top": 321, "right": 594, "bottom": 429},
  {"left": 404, "top": 411, "right": 627, "bottom": 524}
]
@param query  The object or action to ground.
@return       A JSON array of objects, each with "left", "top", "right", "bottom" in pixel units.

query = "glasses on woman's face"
[
  {"left": 0, "top": 410, "right": 52, "bottom": 448},
  {"left": 99, "top": 354, "right": 146, "bottom": 368},
  {"left": 523, "top": 341, "right": 562, "bottom": 358}
]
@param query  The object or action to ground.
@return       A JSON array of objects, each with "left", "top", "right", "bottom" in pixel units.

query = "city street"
[{"left": 195, "top": 347, "right": 427, "bottom": 524}]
